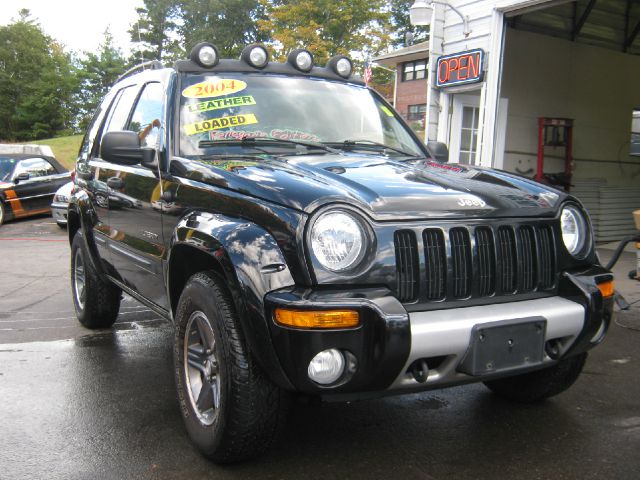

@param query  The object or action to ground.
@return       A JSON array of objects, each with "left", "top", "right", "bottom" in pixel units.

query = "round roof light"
[
  {"left": 241, "top": 44, "right": 269, "bottom": 69},
  {"left": 189, "top": 42, "right": 219, "bottom": 68},
  {"left": 327, "top": 55, "right": 353, "bottom": 78},
  {"left": 288, "top": 49, "right": 314, "bottom": 72}
]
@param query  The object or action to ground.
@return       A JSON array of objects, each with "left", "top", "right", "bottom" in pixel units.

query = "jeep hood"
[{"left": 174, "top": 153, "right": 567, "bottom": 220}]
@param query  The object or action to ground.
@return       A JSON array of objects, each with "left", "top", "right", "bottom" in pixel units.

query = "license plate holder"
[{"left": 458, "top": 317, "right": 546, "bottom": 376}]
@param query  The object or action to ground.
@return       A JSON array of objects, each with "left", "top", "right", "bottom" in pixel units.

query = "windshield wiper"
[
  {"left": 324, "top": 139, "right": 417, "bottom": 157},
  {"left": 199, "top": 137, "right": 339, "bottom": 154}
]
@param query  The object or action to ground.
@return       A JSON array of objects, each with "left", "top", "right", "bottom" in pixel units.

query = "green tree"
[
  {"left": 389, "top": 0, "right": 429, "bottom": 48},
  {"left": 258, "top": 0, "right": 391, "bottom": 64},
  {"left": 129, "top": 0, "right": 181, "bottom": 62},
  {"left": 0, "top": 9, "right": 77, "bottom": 140},
  {"left": 75, "top": 29, "right": 129, "bottom": 130},
  {"left": 178, "top": 0, "right": 268, "bottom": 58}
]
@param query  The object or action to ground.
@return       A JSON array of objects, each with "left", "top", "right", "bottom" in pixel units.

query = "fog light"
[{"left": 308, "top": 349, "right": 345, "bottom": 385}]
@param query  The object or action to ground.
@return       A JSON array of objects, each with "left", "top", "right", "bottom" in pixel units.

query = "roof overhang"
[{"left": 373, "top": 41, "right": 430, "bottom": 67}]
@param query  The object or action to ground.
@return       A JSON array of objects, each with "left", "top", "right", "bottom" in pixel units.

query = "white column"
[
  {"left": 478, "top": 8, "right": 506, "bottom": 167},
  {"left": 424, "top": 3, "right": 446, "bottom": 143}
]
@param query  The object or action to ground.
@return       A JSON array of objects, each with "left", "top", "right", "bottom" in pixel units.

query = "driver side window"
[
  {"left": 128, "top": 82, "right": 164, "bottom": 149},
  {"left": 96, "top": 85, "right": 140, "bottom": 156},
  {"left": 13, "top": 158, "right": 56, "bottom": 179}
]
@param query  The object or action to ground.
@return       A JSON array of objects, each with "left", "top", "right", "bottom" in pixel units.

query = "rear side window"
[{"left": 128, "top": 82, "right": 164, "bottom": 148}]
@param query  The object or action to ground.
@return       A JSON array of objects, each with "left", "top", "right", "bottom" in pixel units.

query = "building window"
[
  {"left": 407, "top": 104, "right": 427, "bottom": 121},
  {"left": 631, "top": 108, "right": 640, "bottom": 156},
  {"left": 402, "top": 60, "right": 427, "bottom": 81}
]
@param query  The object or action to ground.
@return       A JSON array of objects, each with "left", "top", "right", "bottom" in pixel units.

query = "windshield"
[
  {"left": 0, "top": 157, "right": 17, "bottom": 182},
  {"left": 179, "top": 73, "right": 425, "bottom": 158}
]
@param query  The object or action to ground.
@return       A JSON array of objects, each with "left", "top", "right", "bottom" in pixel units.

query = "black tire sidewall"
[
  {"left": 71, "top": 232, "right": 88, "bottom": 321},
  {"left": 70, "top": 231, "right": 120, "bottom": 328},
  {"left": 174, "top": 273, "right": 231, "bottom": 456}
]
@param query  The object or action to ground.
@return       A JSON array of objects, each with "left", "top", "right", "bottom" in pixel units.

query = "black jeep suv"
[{"left": 69, "top": 43, "right": 614, "bottom": 463}]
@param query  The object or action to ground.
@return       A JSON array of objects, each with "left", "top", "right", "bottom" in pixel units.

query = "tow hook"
[{"left": 410, "top": 359, "right": 429, "bottom": 383}]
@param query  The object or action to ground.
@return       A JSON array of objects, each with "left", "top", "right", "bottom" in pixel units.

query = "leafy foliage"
[
  {"left": 129, "top": 0, "right": 181, "bottom": 62},
  {"left": 178, "top": 0, "right": 268, "bottom": 58},
  {"left": 258, "top": 0, "right": 391, "bottom": 64},
  {"left": 0, "top": 10, "right": 77, "bottom": 140},
  {"left": 75, "top": 30, "right": 130, "bottom": 130},
  {"left": 389, "top": 0, "right": 429, "bottom": 48}
]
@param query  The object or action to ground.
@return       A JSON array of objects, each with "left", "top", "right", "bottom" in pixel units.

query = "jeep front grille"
[{"left": 393, "top": 222, "right": 557, "bottom": 304}]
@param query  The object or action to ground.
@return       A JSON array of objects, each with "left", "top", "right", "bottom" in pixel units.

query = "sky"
[{"left": 0, "top": 0, "right": 144, "bottom": 55}]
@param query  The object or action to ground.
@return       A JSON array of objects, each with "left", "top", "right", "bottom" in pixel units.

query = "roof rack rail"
[{"left": 116, "top": 60, "right": 164, "bottom": 83}]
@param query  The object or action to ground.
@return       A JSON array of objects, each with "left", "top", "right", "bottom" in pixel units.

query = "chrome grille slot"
[
  {"left": 518, "top": 226, "right": 537, "bottom": 292},
  {"left": 423, "top": 229, "right": 446, "bottom": 300},
  {"left": 475, "top": 227, "right": 496, "bottom": 297},
  {"left": 536, "top": 225, "right": 556, "bottom": 289},
  {"left": 450, "top": 228, "right": 472, "bottom": 299},
  {"left": 394, "top": 230, "right": 419, "bottom": 302},
  {"left": 497, "top": 226, "right": 517, "bottom": 294}
]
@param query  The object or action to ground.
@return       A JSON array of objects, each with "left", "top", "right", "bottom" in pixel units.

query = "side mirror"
[
  {"left": 427, "top": 141, "right": 449, "bottom": 163},
  {"left": 101, "top": 131, "right": 156, "bottom": 167},
  {"left": 13, "top": 172, "right": 30, "bottom": 184}
]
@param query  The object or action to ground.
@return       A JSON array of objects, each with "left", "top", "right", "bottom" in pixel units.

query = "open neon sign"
[{"left": 436, "top": 49, "right": 484, "bottom": 87}]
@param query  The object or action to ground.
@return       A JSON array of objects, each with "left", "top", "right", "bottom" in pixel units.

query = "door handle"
[{"left": 107, "top": 177, "right": 124, "bottom": 189}]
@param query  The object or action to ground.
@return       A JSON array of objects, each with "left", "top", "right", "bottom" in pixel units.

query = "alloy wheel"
[{"left": 184, "top": 310, "right": 221, "bottom": 426}]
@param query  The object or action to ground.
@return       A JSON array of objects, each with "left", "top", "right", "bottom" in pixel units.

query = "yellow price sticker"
[
  {"left": 182, "top": 79, "right": 247, "bottom": 98},
  {"left": 184, "top": 113, "right": 259, "bottom": 135},
  {"left": 187, "top": 95, "right": 256, "bottom": 113}
]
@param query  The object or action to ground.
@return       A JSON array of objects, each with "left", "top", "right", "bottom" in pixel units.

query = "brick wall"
[{"left": 395, "top": 64, "right": 428, "bottom": 119}]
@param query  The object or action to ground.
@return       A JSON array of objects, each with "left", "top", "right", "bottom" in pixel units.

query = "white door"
[
  {"left": 450, "top": 95, "right": 481, "bottom": 165},
  {"left": 449, "top": 94, "right": 508, "bottom": 167}
]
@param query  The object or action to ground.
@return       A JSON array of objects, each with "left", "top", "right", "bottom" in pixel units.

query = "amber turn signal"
[
  {"left": 596, "top": 280, "right": 615, "bottom": 298},
  {"left": 274, "top": 309, "right": 360, "bottom": 329}
]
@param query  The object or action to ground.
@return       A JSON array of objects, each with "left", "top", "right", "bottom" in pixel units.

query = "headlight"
[
  {"left": 54, "top": 194, "right": 69, "bottom": 203},
  {"left": 310, "top": 211, "right": 365, "bottom": 272},
  {"left": 560, "top": 205, "right": 588, "bottom": 257}
]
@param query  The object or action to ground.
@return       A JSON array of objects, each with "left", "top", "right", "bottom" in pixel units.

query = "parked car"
[
  {"left": 0, "top": 144, "right": 70, "bottom": 226},
  {"left": 50, "top": 181, "right": 74, "bottom": 228},
  {"left": 68, "top": 43, "right": 614, "bottom": 463}
]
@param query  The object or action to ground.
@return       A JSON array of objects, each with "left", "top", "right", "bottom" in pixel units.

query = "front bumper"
[
  {"left": 50, "top": 202, "right": 68, "bottom": 224},
  {"left": 264, "top": 266, "right": 613, "bottom": 398}
]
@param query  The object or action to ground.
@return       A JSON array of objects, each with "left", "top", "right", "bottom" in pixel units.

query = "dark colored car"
[
  {"left": 0, "top": 147, "right": 70, "bottom": 225},
  {"left": 68, "top": 44, "right": 614, "bottom": 463}
]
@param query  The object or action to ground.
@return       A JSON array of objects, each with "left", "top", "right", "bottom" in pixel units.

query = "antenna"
[{"left": 136, "top": 21, "right": 144, "bottom": 64}]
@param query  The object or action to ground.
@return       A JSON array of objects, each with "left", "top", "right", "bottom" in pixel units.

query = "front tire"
[
  {"left": 483, "top": 352, "right": 587, "bottom": 403},
  {"left": 71, "top": 231, "right": 121, "bottom": 328},
  {"left": 174, "top": 271, "right": 288, "bottom": 464},
  {"left": 0, "top": 201, "right": 5, "bottom": 225}
]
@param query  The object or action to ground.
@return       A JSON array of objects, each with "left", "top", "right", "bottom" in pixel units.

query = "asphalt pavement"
[{"left": 0, "top": 216, "right": 638, "bottom": 480}]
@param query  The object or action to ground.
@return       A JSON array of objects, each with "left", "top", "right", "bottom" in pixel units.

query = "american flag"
[{"left": 363, "top": 60, "right": 372, "bottom": 85}]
